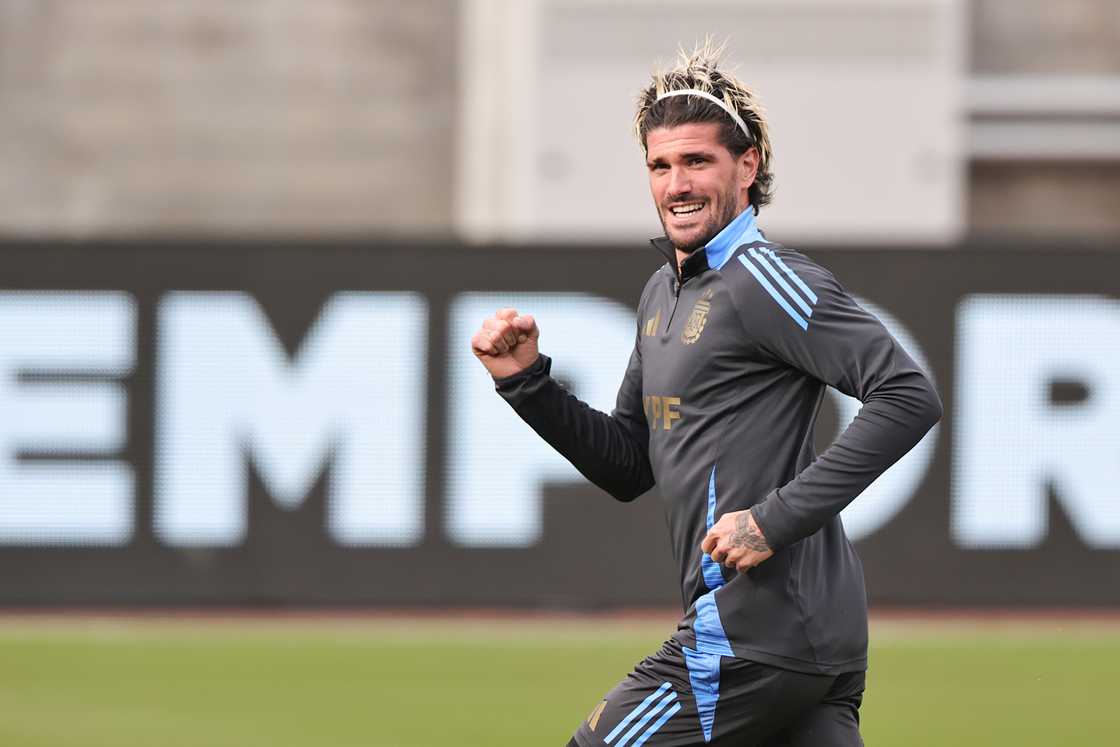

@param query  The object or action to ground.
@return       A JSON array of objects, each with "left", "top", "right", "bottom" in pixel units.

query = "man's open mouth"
[{"left": 669, "top": 201, "right": 705, "bottom": 217}]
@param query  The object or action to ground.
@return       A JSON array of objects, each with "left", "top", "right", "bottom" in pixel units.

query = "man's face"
[{"left": 645, "top": 122, "right": 758, "bottom": 253}]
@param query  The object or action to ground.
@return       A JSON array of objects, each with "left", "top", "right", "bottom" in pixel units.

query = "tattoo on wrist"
[{"left": 730, "top": 511, "right": 770, "bottom": 552}]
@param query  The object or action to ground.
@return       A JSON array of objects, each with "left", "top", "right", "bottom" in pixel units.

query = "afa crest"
[{"left": 681, "top": 288, "right": 714, "bottom": 345}]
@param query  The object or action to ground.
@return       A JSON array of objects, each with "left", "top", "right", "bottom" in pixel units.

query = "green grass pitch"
[{"left": 1, "top": 615, "right": 1117, "bottom": 746}]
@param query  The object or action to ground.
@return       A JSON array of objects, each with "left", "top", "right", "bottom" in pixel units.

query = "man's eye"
[{"left": 689, "top": 157, "right": 707, "bottom": 167}]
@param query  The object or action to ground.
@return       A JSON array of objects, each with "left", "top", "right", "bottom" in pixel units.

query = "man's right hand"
[{"left": 471, "top": 308, "right": 540, "bottom": 379}]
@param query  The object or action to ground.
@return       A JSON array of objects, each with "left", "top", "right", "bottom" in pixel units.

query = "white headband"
[{"left": 655, "top": 89, "right": 752, "bottom": 142}]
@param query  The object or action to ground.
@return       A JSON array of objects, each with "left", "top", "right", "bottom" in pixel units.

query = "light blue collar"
[{"left": 705, "top": 206, "right": 764, "bottom": 270}]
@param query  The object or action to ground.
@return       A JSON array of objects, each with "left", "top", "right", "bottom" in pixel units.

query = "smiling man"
[{"left": 471, "top": 41, "right": 941, "bottom": 746}]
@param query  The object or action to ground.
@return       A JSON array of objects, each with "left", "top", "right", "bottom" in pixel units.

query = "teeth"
[{"left": 670, "top": 203, "right": 703, "bottom": 216}]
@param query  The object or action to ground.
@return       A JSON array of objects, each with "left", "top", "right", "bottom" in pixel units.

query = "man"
[{"left": 471, "top": 41, "right": 941, "bottom": 746}]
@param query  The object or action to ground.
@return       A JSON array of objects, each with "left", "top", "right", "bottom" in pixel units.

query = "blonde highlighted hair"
[{"left": 635, "top": 39, "right": 774, "bottom": 213}]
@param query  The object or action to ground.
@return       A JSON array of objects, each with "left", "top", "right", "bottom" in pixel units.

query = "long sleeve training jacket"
[{"left": 494, "top": 208, "right": 942, "bottom": 674}]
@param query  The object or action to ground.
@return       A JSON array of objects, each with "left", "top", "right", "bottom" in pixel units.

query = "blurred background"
[{"left": 0, "top": 1, "right": 1118, "bottom": 745}]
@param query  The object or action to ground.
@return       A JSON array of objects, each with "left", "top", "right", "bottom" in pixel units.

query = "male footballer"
[{"left": 471, "top": 41, "right": 941, "bottom": 746}]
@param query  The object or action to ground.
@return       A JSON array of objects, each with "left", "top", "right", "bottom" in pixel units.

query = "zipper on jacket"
[{"left": 665, "top": 277, "right": 683, "bottom": 330}]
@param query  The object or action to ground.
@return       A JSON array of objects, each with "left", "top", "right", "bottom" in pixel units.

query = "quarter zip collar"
[
  {"left": 704, "top": 206, "right": 763, "bottom": 270},
  {"left": 648, "top": 205, "right": 764, "bottom": 281},
  {"left": 650, "top": 235, "right": 677, "bottom": 266}
]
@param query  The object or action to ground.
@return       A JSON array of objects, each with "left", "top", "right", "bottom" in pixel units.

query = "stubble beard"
[{"left": 662, "top": 186, "right": 741, "bottom": 254}]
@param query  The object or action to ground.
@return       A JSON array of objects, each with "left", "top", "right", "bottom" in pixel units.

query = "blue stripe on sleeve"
[
  {"left": 748, "top": 248, "right": 814, "bottom": 317},
  {"left": 761, "top": 247, "right": 818, "bottom": 304},
  {"left": 737, "top": 254, "right": 809, "bottom": 330}
]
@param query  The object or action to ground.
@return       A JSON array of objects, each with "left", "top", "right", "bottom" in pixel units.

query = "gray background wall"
[
  {"left": 0, "top": 1, "right": 458, "bottom": 234},
  {"left": 0, "top": 0, "right": 1116, "bottom": 237}
]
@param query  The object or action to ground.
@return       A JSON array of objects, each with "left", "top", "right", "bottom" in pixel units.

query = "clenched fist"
[
  {"left": 701, "top": 509, "right": 774, "bottom": 574},
  {"left": 471, "top": 307, "right": 540, "bottom": 379}
]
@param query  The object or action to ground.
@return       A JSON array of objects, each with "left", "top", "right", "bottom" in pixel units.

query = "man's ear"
[{"left": 740, "top": 146, "right": 760, "bottom": 187}]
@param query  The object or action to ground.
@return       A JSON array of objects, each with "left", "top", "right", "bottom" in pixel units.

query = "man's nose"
[{"left": 667, "top": 166, "right": 691, "bottom": 198}]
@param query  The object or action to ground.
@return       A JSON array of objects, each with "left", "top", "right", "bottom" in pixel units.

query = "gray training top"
[{"left": 495, "top": 207, "right": 942, "bottom": 676}]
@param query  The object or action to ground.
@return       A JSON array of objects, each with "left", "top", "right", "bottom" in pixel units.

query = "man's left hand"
[{"left": 701, "top": 509, "right": 773, "bottom": 573}]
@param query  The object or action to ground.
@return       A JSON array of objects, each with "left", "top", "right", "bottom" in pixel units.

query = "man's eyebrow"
[{"left": 647, "top": 150, "right": 715, "bottom": 166}]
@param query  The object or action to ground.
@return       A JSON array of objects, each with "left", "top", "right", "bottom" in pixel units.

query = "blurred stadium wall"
[
  {"left": 970, "top": 0, "right": 1120, "bottom": 236},
  {"left": 0, "top": 0, "right": 1115, "bottom": 239},
  {"left": 0, "top": 1, "right": 1117, "bottom": 609},
  {"left": 0, "top": 0, "right": 459, "bottom": 234}
]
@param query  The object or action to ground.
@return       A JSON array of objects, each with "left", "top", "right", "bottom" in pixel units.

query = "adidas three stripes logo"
[
  {"left": 737, "top": 246, "right": 818, "bottom": 331},
  {"left": 604, "top": 682, "right": 682, "bottom": 747}
]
